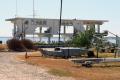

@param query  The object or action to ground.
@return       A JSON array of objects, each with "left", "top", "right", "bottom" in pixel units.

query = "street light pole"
[{"left": 58, "top": 0, "right": 63, "bottom": 46}]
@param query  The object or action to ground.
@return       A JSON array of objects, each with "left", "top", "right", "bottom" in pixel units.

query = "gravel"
[{"left": 0, "top": 52, "right": 75, "bottom": 80}]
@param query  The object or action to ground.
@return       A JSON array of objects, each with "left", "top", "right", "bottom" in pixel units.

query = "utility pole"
[
  {"left": 33, "top": 0, "right": 35, "bottom": 18},
  {"left": 58, "top": 0, "right": 63, "bottom": 46},
  {"left": 15, "top": 0, "right": 18, "bottom": 17},
  {"left": 14, "top": 0, "right": 18, "bottom": 39},
  {"left": 33, "top": 0, "right": 35, "bottom": 41}
]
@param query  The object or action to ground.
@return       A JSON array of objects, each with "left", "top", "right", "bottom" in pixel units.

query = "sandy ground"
[
  {"left": 17, "top": 51, "right": 120, "bottom": 80},
  {"left": 0, "top": 52, "right": 74, "bottom": 80}
]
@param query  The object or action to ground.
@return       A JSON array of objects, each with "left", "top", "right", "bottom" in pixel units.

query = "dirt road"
[{"left": 0, "top": 52, "right": 74, "bottom": 80}]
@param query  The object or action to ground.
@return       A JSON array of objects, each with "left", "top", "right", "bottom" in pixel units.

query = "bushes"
[
  {"left": 34, "top": 41, "right": 65, "bottom": 46},
  {"left": 71, "top": 28, "right": 95, "bottom": 48},
  {"left": 34, "top": 42, "right": 47, "bottom": 45},
  {"left": 21, "top": 39, "right": 34, "bottom": 49},
  {"left": 7, "top": 39, "right": 25, "bottom": 51},
  {"left": 7, "top": 39, "right": 34, "bottom": 52}
]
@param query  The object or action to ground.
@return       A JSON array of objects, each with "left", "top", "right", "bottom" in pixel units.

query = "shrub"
[
  {"left": 7, "top": 39, "right": 25, "bottom": 52},
  {"left": 34, "top": 42, "right": 46, "bottom": 45},
  {"left": 21, "top": 39, "right": 34, "bottom": 49}
]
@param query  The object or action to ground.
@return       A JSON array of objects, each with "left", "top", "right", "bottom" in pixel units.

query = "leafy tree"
[{"left": 72, "top": 27, "right": 95, "bottom": 48}]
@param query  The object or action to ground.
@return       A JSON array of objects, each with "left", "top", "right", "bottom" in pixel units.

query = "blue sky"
[{"left": 0, "top": 0, "right": 120, "bottom": 37}]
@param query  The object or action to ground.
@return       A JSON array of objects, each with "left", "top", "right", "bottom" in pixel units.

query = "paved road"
[{"left": 0, "top": 52, "right": 74, "bottom": 80}]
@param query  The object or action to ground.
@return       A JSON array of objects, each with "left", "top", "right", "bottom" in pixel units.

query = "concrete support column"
[
  {"left": 22, "top": 21, "right": 26, "bottom": 40},
  {"left": 63, "top": 25, "right": 66, "bottom": 42},
  {"left": 90, "top": 24, "right": 95, "bottom": 33},
  {"left": 86, "top": 25, "right": 89, "bottom": 31},
  {"left": 21, "top": 21, "right": 24, "bottom": 40},
  {"left": 97, "top": 24, "right": 100, "bottom": 33},
  {"left": 23, "top": 23, "right": 26, "bottom": 39},
  {"left": 13, "top": 22, "right": 17, "bottom": 38},
  {"left": 93, "top": 24, "right": 96, "bottom": 33},
  {"left": 48, "top": 33, "right": 51, "bottom": 44},
  {"left": 39, "top": 26, "right": 42, "bottom": 42},
  {"left": 48, "top": 27, "right": 51, "bottom": 44}
]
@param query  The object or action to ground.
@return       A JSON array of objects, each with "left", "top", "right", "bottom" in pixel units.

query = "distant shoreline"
[{"left": 0, "top": 36, "right": 117, "bottom": 44}]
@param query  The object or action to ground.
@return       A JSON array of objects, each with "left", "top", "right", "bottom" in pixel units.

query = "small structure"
[
  {"left": 6, "top": 17, "right": 108, "bottom": 43},
  {"left": 43, "top": 47, "right": 87, "bottom": 58}
]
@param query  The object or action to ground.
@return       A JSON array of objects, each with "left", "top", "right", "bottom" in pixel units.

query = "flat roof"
[{"left": 6, "top": 17, "right": 108, "bottom": 25}]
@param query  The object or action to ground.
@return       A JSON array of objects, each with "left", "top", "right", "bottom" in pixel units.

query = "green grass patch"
[{"left": 48, "top": 68, "right": 72, "bottom": 77}]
